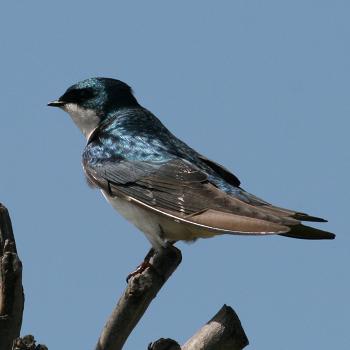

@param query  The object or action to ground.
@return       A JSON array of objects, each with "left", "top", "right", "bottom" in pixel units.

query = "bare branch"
[
  {"left": 148, "top": 338, "right": 181, "bottom": 350},
  {"left": 0, "top": 204, "right": 24, "bottom": 350},
  {"left": 12, "top": 335, "right": 48, "bottom": 350},
  {"left": 182, "top": 305, "right": 249, "bottom": 350},
  {"left": 0, "top": 202, "right": 249, "bottom": 350},
  {"left": 95, "top": 246, "right": 182, "bottom": 350}
]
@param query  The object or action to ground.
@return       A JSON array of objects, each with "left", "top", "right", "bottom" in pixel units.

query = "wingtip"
[
  {"left": 280, "top": 224, "right": 335, "bottom": 240},
  {"left": 311, "top": 217, "right": 328, "bottom": 223},
  {"left": 294, "top": 212, "right": 328, "bottom": 223}
]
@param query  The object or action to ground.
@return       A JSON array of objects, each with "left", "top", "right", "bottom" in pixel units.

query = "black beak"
[{"left": 47, "top": 99, "right": 66, "bottom": 107}]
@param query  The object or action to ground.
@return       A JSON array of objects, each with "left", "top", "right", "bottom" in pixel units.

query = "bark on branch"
[
  {"left": 0, "top": 203, "right": 249, "bottom": 350},
  {"left": 148, "top": 305, "right": 248, "bottom": 350},
  {"left": 148, "top": 338, "right": 181, "bottom": 350},
  {"left": 95, "top": 246, "right": 182, "bottom": 350},
  {"left": 12, "top": 335, "right": 48, "bottom": 350},
  {"left": 182, "top": 305, "right": 248, "bottom": 350},
  {"left": 96, "top": 244, "right": 248, "bottom": 350},
  {"left": 0, "top": 203, "right": 24, "bottom": 350}
]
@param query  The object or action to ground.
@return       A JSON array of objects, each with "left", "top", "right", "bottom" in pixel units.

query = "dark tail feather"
[
  {"left": 293, "top": 212, "right": 328, "bottom": 223},
  {"left": 280, "top": 224, "right": 335, "bottom": 240}
]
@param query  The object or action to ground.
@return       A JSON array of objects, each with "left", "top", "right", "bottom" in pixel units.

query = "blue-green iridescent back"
[{"left": 83, "top": 107, "right": 258, "bottom": 204}]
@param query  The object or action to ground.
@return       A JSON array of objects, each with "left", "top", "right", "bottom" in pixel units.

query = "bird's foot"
[
  {"left": 126, "top": 248, "right": 155, "bottom": 282},
  {"left": 126, "top": 260, "right": 154, "bottom": 282}
]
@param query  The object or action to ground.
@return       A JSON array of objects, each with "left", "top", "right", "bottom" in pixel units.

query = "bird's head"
[{"left": 48, "top": 77, "right": 139, "bottom": 138}]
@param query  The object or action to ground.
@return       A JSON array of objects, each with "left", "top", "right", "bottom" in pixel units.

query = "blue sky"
[{"left": 0, "top": 1, "right": 349, "bottom": 349}]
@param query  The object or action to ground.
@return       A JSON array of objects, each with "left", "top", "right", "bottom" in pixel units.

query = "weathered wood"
[
  {"left": 148, "top": 338, "right": 181, "bottom": 350},
  {"left": 0, "top": 202, "right": 249, "bottom": 350},
  {"left": 182, "top": 305, "right": 249, "bottom": 350},
  {"left": 0, "top": 204, "right": 24, "bottom": 350},
  {"left": 95, "top": 246, "right": 182, "bottom": 350},
  {"left": 12, "top": 335, "right": 48, "bottom": 350}
]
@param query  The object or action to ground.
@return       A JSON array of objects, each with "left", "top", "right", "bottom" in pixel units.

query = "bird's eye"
[
  {"left": 79, "top": 89, "right": 94, "bottom": 99},
  {"left": 60, "top": 88, "right": 94, "bottom": 103}
]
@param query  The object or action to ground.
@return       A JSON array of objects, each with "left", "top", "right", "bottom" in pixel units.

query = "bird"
[{"left": 48, "top": 77, "right": 335, "bottom": 250}]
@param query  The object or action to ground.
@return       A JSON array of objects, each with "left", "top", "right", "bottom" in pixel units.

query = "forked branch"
[
  {"left": 96, "top": 246, "right": 248, "bottom": 350},
  {"left": 0, "top": 203, "right": 248, "bottom": 350}
]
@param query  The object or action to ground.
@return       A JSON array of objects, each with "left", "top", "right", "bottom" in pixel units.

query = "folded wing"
[{"left": 84, "top": 158, "right": 335, "bottom": 240}]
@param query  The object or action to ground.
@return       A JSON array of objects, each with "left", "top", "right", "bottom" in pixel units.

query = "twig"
[
  {"left": 182, "top": 305, "right": 249, "bottom": 350},
  {"left": 95, "top": 246, "right": 182, "bottom": 350},
  {"left": 0, "top": 204, "right": 24, "bottom": 350}
]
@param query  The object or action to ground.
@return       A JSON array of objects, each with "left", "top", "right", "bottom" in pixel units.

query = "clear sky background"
[{"left": 0, "top": 1, "right": 348, "bottom": 349}]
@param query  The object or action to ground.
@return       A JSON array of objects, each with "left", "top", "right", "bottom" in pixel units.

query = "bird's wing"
[
  {"left": 196, "top": 154, "right": 327, "bottom": 223},
  {"left": 197, "top": 154, "right": 241, "bottom": 187},
  {"left": 83, "top": 157, "right": 310, "bottom": 236}
]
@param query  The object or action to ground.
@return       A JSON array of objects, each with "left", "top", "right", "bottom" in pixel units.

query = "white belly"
[
  {"left": 100, "top": 190, "right": 218, "bottom": 247},
  {"left": 101, "top": 190, "right": 167, "bottom": 248}
]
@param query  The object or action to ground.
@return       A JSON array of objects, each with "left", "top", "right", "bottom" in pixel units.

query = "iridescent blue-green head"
[{"left": 48, "top": 77, "right": 139, "bottom": 138}]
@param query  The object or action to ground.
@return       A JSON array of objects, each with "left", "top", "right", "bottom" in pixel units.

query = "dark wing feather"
[
  {"left": 84, "top": 158, "right": 334, "bottom": 239},
  {"left": 86, "top": 158, "right": 211, "bottom": 215},
  {"left": 85, "top": 158, "right": 295, "bottom": 227},
  {"left": 197, "top": 155, "right": 327, "bottom": 224},
  {"left": 197, "top": 155, "right": 241, "bottom": 187}
]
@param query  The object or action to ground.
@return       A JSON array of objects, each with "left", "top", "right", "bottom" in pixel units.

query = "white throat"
[{"left": 63, "top": 103, "right": 100, "bottom": 139}]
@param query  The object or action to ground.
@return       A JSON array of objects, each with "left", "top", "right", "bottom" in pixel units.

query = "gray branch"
[
  {"left": 182, "top": 305, "right": 248, "bottom": 350},
  {"left": 12, "top": 335, "right": 48, "bottom": 350},
  {"left": 148, "top": 305, "right": 248, "bottom": 350},
  {"left": 95, "top": 246, "right": 182, "bottom": 350},
  {"left": 0, "top": 202, "right": 249, "bottom": 350},
  {"left": 148, "top": 338, "right": 181, "bottom": 350},
  {"left": 96, "top": 244, "right": 249, "bottom": 350},
  {"left": 0, "top": 203, "right": 24, "bottom": 350}
]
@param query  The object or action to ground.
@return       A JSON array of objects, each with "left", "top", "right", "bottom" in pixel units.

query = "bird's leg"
[
  {"left": 126, "top": 248, "right": 155, "bottom": 282},
  {"left": 126, "top": 240, "right": 177, "bottom": 282}
]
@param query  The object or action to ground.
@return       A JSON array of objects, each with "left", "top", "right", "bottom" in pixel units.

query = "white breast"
[
  {"left": 101, "top": 190, "right": 167, "bottom": 248},
  {"left": 63, "top": 103, "right": 100, "bottom": 139}
]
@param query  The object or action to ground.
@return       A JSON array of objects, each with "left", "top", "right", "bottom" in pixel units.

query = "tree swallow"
[{"left": 48, "top": 77, "right": 335, "bottom": 249}]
